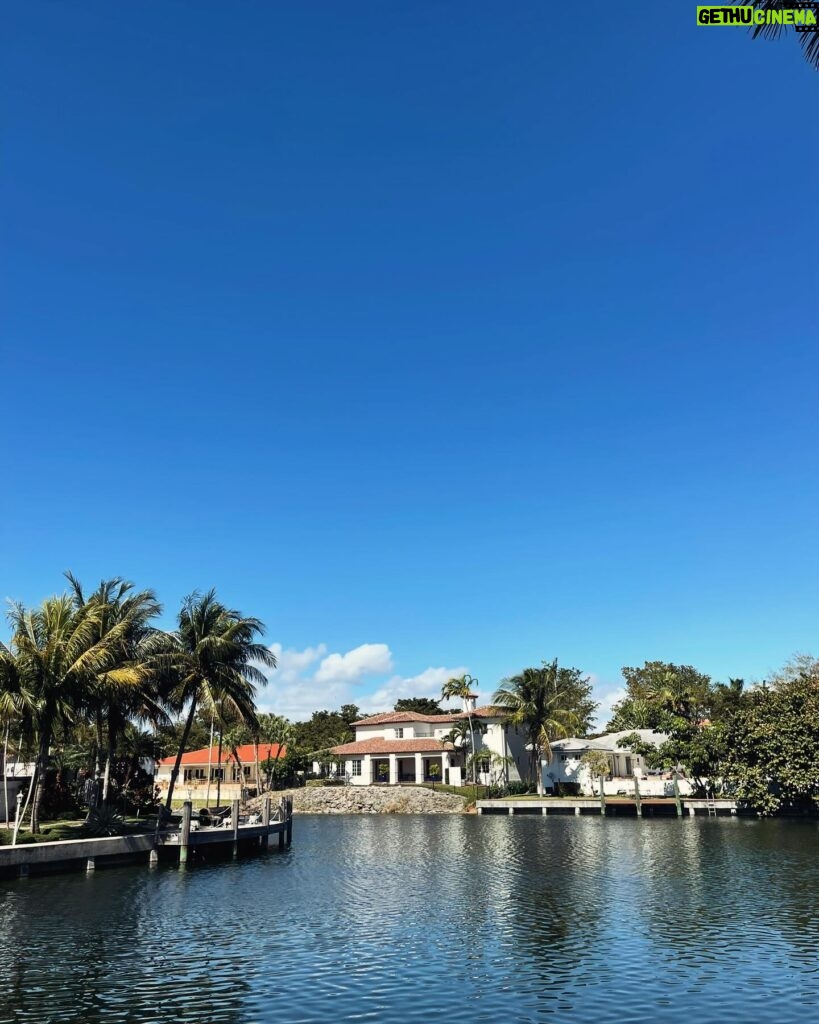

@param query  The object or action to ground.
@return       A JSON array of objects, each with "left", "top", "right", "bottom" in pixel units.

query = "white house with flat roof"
[
  {"left": 542, "top": 730, "right": 694, "bottom": 797},
  {"left": 328, "top": 697, "right": 528, "bottom": 786}
]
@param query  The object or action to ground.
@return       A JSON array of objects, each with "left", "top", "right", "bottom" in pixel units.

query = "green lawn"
[{"left": 0, "top": 815, "right": 158, "bottom": 846}]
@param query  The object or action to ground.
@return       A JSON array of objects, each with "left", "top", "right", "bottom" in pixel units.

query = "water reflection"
[{"left": 0, "top": 816, "right": 817, "bottom": 1023}]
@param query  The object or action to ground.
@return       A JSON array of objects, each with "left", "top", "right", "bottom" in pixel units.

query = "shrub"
[
  {"left": 505, "top": 781, "right": 535, "bottom": 796},
  {"left": 84, "top": 806, "right": 126, "bottom": 837}
]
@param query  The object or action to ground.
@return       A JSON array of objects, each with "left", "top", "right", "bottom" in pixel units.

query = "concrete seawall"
[{"left": 0, "top": 797, "right": 293, "bottom": 879}]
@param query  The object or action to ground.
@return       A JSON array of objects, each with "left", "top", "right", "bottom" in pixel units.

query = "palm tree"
[
  {"left": 256, "top": 713, "right": 292, "bottom": 790},
  {"left": 740, "top": 1, "right": 819, "bottom": 70},
  {"left": 4, "top": 594, "right": 132, "bottom": 833},
  {"left": 441, "top": 674, "right": 479, "bottom": 780},
  {"left": 158, "top": 590, "right": 275, "bottom": 811},
  {"left": 221, "top": 721, "right": 251, "bottom": 792},
  {"left": 65, "top": 574, "right": 165, "bottom": 805},
  {"left": 440, "top": 720, "right": 473, "bottom": 778},
  {"left": 493, "top": 660, "right": 580, "bottom": 796}
]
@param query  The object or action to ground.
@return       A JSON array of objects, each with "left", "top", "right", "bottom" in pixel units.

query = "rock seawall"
[{"left": 249, "top": 786, "right": 467, "bottom": 815}]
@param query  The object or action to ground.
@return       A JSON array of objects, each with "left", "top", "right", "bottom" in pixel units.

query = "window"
[
  {"left": 394, "top": 728, "right": 404, "bottom": 738},
  {"left": 351, "top": 760, "right": 362, "bottom": 777}
]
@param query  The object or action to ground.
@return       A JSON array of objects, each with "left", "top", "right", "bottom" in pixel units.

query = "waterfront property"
[
  {"left": 0, "top": 795, "right": 293, "bottom": 879},
  {"left": 155, "top": 743, "right": 286, "bottom": 801},
  {"left": 327, "top": 696, "right": 528, "bottom": 786},
  {"left": 542, "top": 730, "right": 694, "bottom": 797}
]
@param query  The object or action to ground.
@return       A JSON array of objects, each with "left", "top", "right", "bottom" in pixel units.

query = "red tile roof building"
[{"left": 157, "top": 743, "right": 285, "bottom": 767}]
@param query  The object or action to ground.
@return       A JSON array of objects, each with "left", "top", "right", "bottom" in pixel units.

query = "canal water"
[{"left": 1, "top": 815, "right": 817, "bottom": 1023}]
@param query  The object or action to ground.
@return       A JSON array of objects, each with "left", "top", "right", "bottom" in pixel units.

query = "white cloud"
[
  {"left": 314, "top": 643, "right": 393, "bottom": 684},
  {"left": 267, "top": 643, "right": 327, "bottom": 686},
  {"left": 367, "top": 665, "right": 470, "bottom": 711},
  {"left": 594, "top": 685, "right": 625, "bottom": 730},
  {"left": 257, "top": 640, "right": 469, "bottom": 721}
]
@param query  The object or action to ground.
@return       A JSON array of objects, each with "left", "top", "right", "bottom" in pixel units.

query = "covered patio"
[{"left": 368, "top": 753, "right": 456, "bottom": 785}]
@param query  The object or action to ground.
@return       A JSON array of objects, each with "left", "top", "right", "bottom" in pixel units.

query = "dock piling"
[
  {"left": 260, "top": 797, "right": 270, "bottom": 850},
  {"left": 634, "top": 777, "right": 642, "bottom": 818},
  {"left": 599, "top": 776, "right": 606, "bottom": 816},
  {"left": 179, "top": 800, "right": 192, "bottom": 867},
  {"left": 231, "top": 800, "right": 240, "bottom": 859}
]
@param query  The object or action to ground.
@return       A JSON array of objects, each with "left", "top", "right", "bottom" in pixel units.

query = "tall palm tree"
[
  {"left": 441, "top": 674, "right": 480, "bottom": 779},
  {"left": 221, "top": 721, "right": 251, "bottom": 791},
  {"left": 65, "top": 574, "right": 165, "bottom": 805},
  {"left": 440, "top": 720, "right": 473, "bottom": 778},
  {"left": 256, "top": 714, "right": 292, "bottom": 790},
  {"left": 493, "top": 660, "right": 580, "bottom": 796},
  {"left": 5, "top": 594, "right": 131, "bottom": 833},
  {"left": 158, "top": 590, "right": 275, "bottom": 810}
]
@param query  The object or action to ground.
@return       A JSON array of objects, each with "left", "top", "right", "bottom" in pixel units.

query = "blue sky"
[{"left": 3, "top": 2, "right": 818, "bottom": 723}]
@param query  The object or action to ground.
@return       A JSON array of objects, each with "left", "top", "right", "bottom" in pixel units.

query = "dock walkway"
[
  {"left": 0, "top": 796, "right": 293, "bottom": 879},
  {"left": 477, "top": 797, "right": 738, "bottom": 817}
]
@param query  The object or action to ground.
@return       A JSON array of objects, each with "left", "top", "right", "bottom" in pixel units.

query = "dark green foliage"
[
  {"left": 393, "top": 697, "right": 446, "bottom": 715},
  {"left": 493, "top": 660, "right": 598, "bottom": 792},
  {"left": 607, "top": 662, "right": 712, "bottom": 733},
  {"left": 84, "top": 805, "right": 126, "bottom": 837},
  {"left": 292, "top": 709, "right": 357, "bottom": 752},
  {"left": 723, "top": 668, "right": 819, "bottom": 815}
]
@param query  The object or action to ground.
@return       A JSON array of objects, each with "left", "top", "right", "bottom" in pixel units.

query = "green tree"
[
  {"left": 607, "top": 661, "right": 712, "bottom": 732},
  {"left": 65, "top": 574, "right": 165, "bottom": 806},
  {"left": 394, "top": 697, "right": 445, "bottom": 715},
  {"left": 256, "top": 713, "right": 292, "bottom": 791},
  {"left": 723, "top": 660, "right": 819, "bottom": 814},
  {"left": 580, "top": 749, "right": 612, "bottom": 795},
  {"left": 158, "top": 590, "right": 275, "bottom": 810},
  {"left": 606, "top": 661, "right": 719, "bottom": 792},
  {"left": 3, "top": 593, "right": 138, "bottom": 833},
  {"left": 441, "top": 674, "right": 479, "bottom": 780},
  {"left": 493, "top": 660, "right": 590, "bottom": 795},
  {"left": 440, "top": 719, "right": 475, "bottom": 778},
  {"left": 292, "top": 709, "right": 355, "bottom": 753}
]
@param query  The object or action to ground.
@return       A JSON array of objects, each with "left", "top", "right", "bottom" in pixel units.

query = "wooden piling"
[
  {"left": 260, "top": 797, "right": 270, "bottom": 850},
  {"left": 286, "top": 796, "right": 292, "bottom": 846},
  {"left": 179, "top": 801, "right": 192, "bottom": 867},
  {"left": 673, "top": 774, "right": 683, "bottom": 817},
  {"left": 86, "top": 858, "right": 95, "bottom": 873},
  {"left": 149, "top": 848, "right": 159, "bottom": 868},
  {"left": 634, "top": 777, "right": 642, "bottom": 817},
  {"left": 599, "top": 776, "right": 606, "bottom": 816},
  {"left": 231, "top": 800, "right": 239, "bottom": 859}
]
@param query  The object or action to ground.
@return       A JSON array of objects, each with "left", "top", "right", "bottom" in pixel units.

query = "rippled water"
[{"left": 1, "top": 815, "right": 818, "bottom": 1023}]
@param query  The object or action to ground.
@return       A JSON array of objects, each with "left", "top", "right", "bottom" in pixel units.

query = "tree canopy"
[{"left": 393, "top": 697, "right": 447, "bottom": 715}]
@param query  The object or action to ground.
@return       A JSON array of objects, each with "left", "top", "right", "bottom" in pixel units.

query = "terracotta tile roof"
[
  {"left": 352, "top": 706, "right": 505, "bottom": 727},
  {"left": 329, "top": 738, "right": 455, "bottom": 756},
  {"left": 157, "top": 743, "right": 285, "bottom": 767}
]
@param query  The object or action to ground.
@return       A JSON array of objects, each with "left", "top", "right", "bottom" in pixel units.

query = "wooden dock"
[
  {"left": 0, "top": 796, "right": 293, "bottom": 880},
  {"left": 477, "top": 797, "right": 738, "bottom": 817}
]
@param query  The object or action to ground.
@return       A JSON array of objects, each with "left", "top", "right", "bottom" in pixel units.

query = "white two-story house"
[{"left": 328, "top": 696, "right": 528, "bottom": 787}]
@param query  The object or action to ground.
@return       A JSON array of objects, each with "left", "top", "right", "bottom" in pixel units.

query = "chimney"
[{"left": 464, "top": 693, "right": 477, "bottom": 713}]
